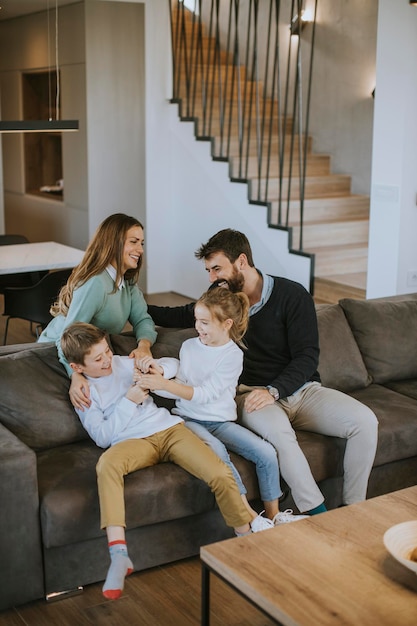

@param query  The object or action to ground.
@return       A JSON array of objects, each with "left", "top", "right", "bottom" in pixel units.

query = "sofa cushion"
[
  {"left": 349, "top": 384, "right": 417, "bottom": 466},
  {"left": 0, "top": 344, "right": 87, "bottom": 451},
  {"left": 339, "top": 298, "right": 417, "bottom": 383},
  {"left": 384, "top": 379, "right": 417, "bottom": 401},
  {"left": 316, "top": 304, "right": 371, "bottom": 391},
  {"left": 37, "top": 440, "right": 222, "bottom": 548},
  {"left": 37, "top": 429, "right": 344, "bottom": 549},
  {"left": 110, "top": 327, "right": 197, "bottom": 359}
]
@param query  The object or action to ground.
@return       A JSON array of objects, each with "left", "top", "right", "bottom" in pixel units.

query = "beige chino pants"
[
  {"left": 96, "top": 423, "right": 252, "bottom": 530},
  {"left": 237, "top": 381, "right": 378, "bottom": 512}
]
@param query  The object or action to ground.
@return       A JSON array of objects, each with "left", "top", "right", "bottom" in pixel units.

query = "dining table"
[{"left": 0, "top": 241, "right": 84, "bottom": 275}]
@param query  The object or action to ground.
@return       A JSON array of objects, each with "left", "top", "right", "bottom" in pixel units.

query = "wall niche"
[{"left": 23, "top": 71, "right": 63, "bottom": 199}]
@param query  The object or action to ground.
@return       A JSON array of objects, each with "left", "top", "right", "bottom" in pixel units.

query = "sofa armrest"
[{"left": 0, "top": 421, "right": 44, "bottom": 610}]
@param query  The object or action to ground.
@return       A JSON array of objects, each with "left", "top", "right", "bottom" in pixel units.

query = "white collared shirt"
[
  {"left": 105, "top": 264, "right": 125, "bottom": 290},
  {"left": 249, "top": 270, "right": 273, "bottom": 316}
]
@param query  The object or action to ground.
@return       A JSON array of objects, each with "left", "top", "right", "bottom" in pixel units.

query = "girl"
[
  {"left": 137, "top": 287, "right": 308, "bottom": 526},
  {"left": 39, "top": 213, "right": 157, "bottom": 410}
]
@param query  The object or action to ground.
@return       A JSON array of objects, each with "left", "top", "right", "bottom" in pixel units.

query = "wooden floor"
[
  {"left": 0, "top": 558, "right": 276, "bottom": 626},
  {"left": 0, "top": 291, "right": 275, "bottom": 625}
]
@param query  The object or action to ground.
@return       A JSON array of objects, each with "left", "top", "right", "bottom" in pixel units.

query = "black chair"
[
  {"left": 0, "top": 234, "right": 47, "bottom": 293},
  {"left": 2, "top": 268, "right": 72, "bottom": 344},
  {"left": 0, "top": 235, "right": 29, "bottom": 245}
]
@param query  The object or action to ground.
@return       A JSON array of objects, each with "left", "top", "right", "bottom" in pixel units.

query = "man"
[{"left": 148, "top": 229, "right": 378, "bottom": 515}]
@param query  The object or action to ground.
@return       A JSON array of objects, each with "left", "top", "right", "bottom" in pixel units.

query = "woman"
[{"left": 39, "top": 213, "right": 157, "bottom": 409}]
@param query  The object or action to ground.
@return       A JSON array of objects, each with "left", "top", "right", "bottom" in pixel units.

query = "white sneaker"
[
  {"left": 273, "top": 509, "right": 310, "bottom": 525},
  {"left": 250, "top": 511, "right": 274, "bottom": 533}
]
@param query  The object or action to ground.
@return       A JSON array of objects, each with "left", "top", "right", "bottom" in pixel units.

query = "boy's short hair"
[{"left": 61, "top": 322, "right": 107, "bottom": 365}]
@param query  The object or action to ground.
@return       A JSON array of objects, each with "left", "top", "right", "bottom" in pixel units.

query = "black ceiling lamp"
[
  {"left": 410, "top": 1, "right": 417, "bottom": 5},
  {"left": 0, "top": 0, "right": 79, "bottom": 133},
  {"left": 0, "top": 120, "right": 78, "bottom": 133}
]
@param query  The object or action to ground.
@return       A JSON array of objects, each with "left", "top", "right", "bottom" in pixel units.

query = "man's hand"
[
  {"left": 244, "top": 388, "right": 276, "bottom": 413},
  {"left": 69, "top": 372, "right": 91, "bottom": 411},
  {"left": 126, "top": 384, "right": 149, "bottom": 405}
]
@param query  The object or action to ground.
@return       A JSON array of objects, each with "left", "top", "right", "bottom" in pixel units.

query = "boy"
[{"left": 61, "top": 322, "right": 271, "bottom": 601}]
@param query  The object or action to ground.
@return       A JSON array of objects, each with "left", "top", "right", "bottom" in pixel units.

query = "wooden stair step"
[
  {"left": 176, "top": 41, "right": 232, "bottom": 61},
  {"left": 291, "top": 219, "right": 369, "bottom": 248},
  {"left": 199, "top": 100, "right": 293, "bottom": 116},
  {"left": 187, "top": 101, "right": 284, "bottom": 124},
  {"left": 177, "top": 65, "right": 248, "bottom": 79},
  {"left": 310, "top": 243, "right": 368, "bottom": 275},
  {"left": 171, "top": 17, "right": 207, "bottom": 36},
  {"left": 176, "top": 82, "right": 263, "bottom": 99},
  {"left": 195, "top": 116, "right": 293, "bottom": 137},
  {"left": 230, "top": 154, "right": 330, "bottom": 179},
  {"left": 178, "top": 98, "right": 281, "bottom": 118},
  {"left": 314, "top": 275, "right": 366, "bottom": 304},
  {"left": 250, "top": 174, "right": 352, "bottom": 201},
  {"left": 321, "top": 272, "right": 367, "bottom": 290},
  {"left": 271, "top": 195, "right": 369, "bottom": 224},
  {"left": 215, "top": 134, "right": 312, "bottom": 157}
]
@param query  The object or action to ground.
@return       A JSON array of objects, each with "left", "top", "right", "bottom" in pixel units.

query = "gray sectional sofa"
[{"left": 1, "top": 294, "right": 417, "bottom": 611}]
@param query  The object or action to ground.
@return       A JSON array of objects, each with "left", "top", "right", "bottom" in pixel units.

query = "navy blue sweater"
[{"left": 148, "top": 275, "right": 320, "bottom": 399}]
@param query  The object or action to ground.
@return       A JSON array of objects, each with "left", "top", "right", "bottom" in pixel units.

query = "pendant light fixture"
[{"left": 0, "top": 0, "right": 79, "bottom": 133}]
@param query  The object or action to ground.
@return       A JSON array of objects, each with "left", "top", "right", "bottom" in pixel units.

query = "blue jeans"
[{"left": 184, "top": 419, "right": 282, "bottom": 502}]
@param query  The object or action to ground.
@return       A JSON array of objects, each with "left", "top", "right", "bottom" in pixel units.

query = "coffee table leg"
[{"left": 201, "top": 562, "right": 210, "bottom": 626}]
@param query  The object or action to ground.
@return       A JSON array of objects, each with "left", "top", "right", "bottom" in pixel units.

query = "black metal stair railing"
[{"left": 169, "top": 0, "right": 318, "bottom": 257}]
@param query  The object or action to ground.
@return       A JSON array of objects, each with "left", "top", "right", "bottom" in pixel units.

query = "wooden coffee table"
[{"left": 200, "top": 487, "right": 417, "bottom": 625}]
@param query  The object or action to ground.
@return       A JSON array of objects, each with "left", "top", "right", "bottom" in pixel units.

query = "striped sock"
[{"left": 102, "top": 540, "right": 133, "bottom": 600}]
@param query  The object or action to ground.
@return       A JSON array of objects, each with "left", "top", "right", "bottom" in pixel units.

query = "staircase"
[{"left": 170, "top": 1, "right": 368, "bottom": 304}]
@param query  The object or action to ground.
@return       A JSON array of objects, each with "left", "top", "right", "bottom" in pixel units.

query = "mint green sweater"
[{"left": 39, "top": 271, "right": 157, "bottom": 375}]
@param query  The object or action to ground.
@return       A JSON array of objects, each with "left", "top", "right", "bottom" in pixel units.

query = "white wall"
[
  {"left": 84, "top": 0, "right": 145, "bottom": 236},
  {"left": 367, "top": 0, "right": 417, "bottom": 298},
  {"left": 308, "top": 0, "right": 377, "bottom": 195}
]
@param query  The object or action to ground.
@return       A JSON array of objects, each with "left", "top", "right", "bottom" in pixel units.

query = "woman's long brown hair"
[{"left": 51, "top": 213, "right": 144, "bottom": 317}]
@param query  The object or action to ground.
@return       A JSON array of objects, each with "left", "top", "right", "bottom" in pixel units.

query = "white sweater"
[
  {"left": 172, "top": 337, "right": 243, "bottom": 423},
  {"left": 77, "top": 356, "right": 181, "bottom": 448}
]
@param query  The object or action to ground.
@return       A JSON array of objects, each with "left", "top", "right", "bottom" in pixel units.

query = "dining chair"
[
  {"left": 0, "top": 234, "right": 47, "bottom": 293},
  {"left": 2, "top": 268, "right": 72, "bottom": 345}
]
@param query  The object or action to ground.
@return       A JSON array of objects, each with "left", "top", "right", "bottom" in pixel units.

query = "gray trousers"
[{"left": 236, "top": 381, "right": 378, "bottom": 513}]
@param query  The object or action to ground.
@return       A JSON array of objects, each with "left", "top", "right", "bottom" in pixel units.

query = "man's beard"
[{"left": 211, "top": 268, "right": 245, "bottom": 293}]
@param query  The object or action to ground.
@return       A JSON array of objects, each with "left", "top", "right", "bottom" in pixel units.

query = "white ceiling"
[{"left": 0, "top": 1, "right": 79, "bottom": 22}]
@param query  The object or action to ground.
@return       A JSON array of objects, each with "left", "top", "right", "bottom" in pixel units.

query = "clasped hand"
[
  {"left": 127, "top": 358, "right": 163, "bottom": 405},
  {"left": 244, "top": 388, "right": 276, "bottom": 413},
  {"left": 134, "top": 368, "right": 165, "bottom": 392}
]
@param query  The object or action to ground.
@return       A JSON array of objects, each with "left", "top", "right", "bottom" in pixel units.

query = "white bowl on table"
[{"left": 383, "top": 520, "right": 417, "bottom": 574}]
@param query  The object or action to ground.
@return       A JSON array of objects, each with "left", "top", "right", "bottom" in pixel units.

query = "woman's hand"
[
  {"left": 69, "top": 372, "right": 91, "bottom": 411},
  {"left": 129, "top": 338, "right": 153, "bottom": 367},
  {"left": 134, "top": 355, "right": 163, "bottom": 375}
]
